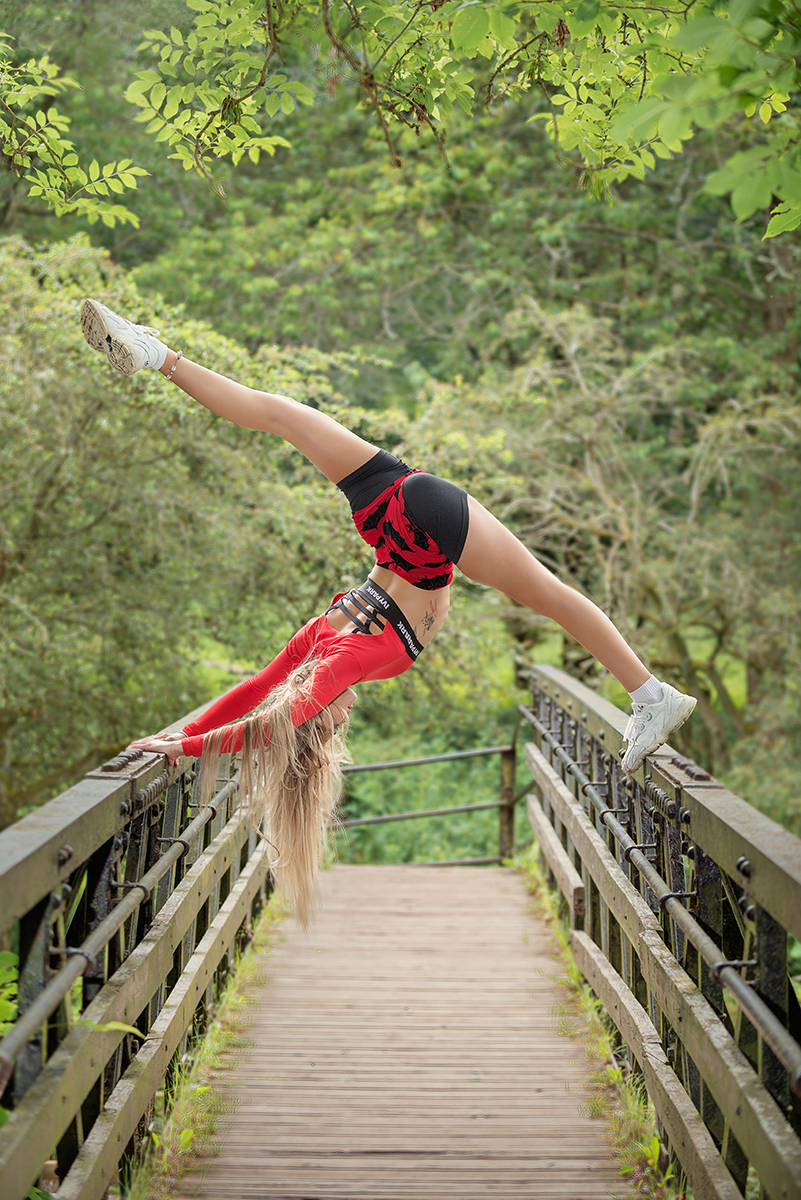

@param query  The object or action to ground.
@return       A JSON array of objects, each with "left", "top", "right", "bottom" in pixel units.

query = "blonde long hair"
[{"left": 197, "top": 658, "right": 350, "bottom": 927}]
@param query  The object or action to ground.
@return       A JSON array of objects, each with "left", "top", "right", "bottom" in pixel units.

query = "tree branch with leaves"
[{"left": 4, "top": 2, "right": 801, "bottom": 236}]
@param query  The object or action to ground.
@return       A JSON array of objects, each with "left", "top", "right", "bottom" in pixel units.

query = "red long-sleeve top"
[{"left": 180, "top": 596, "right": 416, "bottom": 757}]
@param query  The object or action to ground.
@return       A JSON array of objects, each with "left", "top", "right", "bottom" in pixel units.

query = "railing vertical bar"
[{"left": 498, "top": 749, "right": 516, "bottom": 860}]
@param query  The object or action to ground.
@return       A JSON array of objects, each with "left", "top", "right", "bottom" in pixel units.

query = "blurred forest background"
[{"left": 1, "top": 0, "right": 799, "bottom": 856}]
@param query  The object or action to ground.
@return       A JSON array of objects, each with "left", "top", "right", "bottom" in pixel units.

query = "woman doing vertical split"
[{"left": 80, "top": 300, "right": 697, "bottom": 924}]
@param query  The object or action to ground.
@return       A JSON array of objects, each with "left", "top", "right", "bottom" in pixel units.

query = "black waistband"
[{"left": 328, "top": 579, "right": 424, "bottom": 662}]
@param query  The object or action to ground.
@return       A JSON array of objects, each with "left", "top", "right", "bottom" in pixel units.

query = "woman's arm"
[
  {"left": 127, "top": 641, "right": 302, "bottom": 760},
  {"left": 180, "top": 642, "right": 300, "bottom": 737},
  {"left": 178, "top": 647, "right": 364, "bottom": 758}
]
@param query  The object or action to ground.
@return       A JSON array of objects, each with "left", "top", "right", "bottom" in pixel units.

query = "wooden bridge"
[
  {"left": 1, "top": 664, "right": 800, "bottom": 1200},
  {"left": 175, "top": 863, "right": 624, "bottom": 1199}
]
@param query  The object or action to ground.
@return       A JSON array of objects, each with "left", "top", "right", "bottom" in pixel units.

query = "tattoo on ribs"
[{"left": 421, "top": 599, "right": 437, "bottom": 635}]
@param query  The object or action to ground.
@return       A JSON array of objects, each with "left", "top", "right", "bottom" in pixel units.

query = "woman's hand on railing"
[{"left": 127, "top": 734, "right": 185, "bottom": 763}]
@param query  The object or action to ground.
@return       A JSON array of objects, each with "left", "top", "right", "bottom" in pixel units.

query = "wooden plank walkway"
[{"left": 178, "top": 865, "right": 629, "bottom": 1200}]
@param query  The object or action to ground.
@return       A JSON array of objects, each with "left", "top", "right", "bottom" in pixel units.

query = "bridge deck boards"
[{"left": 176, "top": 864, "right": 629, "bottom": 1200}]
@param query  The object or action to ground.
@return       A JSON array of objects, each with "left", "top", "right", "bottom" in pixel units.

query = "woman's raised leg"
[
  {"left": 159, "top": 351, "right": 377, "bottom": 483},
  {"left": 457, "top": 496, "right": 650, "bottom": 692},
  {"left": 80, "top": 296, "right": 377, "bottom": 483}
]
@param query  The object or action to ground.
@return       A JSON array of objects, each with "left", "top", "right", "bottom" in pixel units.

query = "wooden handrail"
[{"left": 522, "top": 663, "right": 801, "bottom": 1200}]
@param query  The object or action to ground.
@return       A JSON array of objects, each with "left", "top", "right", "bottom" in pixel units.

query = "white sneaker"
[
  {"left": 622, "top": 684, "right": 697, "bottom": 774},
  {"left": 81, "top": 299, "right": 164, "bottom": 375}
]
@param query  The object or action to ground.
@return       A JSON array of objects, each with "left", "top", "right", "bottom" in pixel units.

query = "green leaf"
[
  {"left": 124, "top": 80, "right": 152, "bottom": 103},
  {"left": 608, "top": 98, "right": 670, "bottom": 143},
  {"left": 75, "top": 1019, "right": 145, "bottom": 1039},
  {"left": 729, "top": 0, "right": 765, "bottom": 25},
  {"left": 573, "top": 0, "right": 601, "bottom": 27},
  {"left": 671, "top": 17, "right": 733, "bottom": 54},
  {"left": 488, "top": 10, "right": 515, "bottom": 47},
  {"left": 164, "top": 87, "right": 182, "bottom": 120},
  {"left": 730, "top": 170, "right": 773, "bottom": 220},
  {"left": 89, "top": 159, "right": 99, "bottom": 181},
  {"left": 289, "top": 82, "right": 315, "bottom": 106},
  {"left": 764, "top": 204, "right": 801, "bottom": 239},
  {"left": 451, "top": 7, "right": 490, "bottom": 53},
  {"left": 151, "top": 82, "right": 167, "bottom": 111},
  {"left": 658, "top": 106, "right": 693, "bottom": 148}
]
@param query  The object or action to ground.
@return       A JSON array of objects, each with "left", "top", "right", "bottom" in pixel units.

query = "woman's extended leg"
[
  {"left": 159, "top": 351, "right": 377, "bottom": 484},
  {"left": 80, "top": 298, "right": 377, "bottom": 484},
  {"left": 457, "top": 496, "right": 650, "bottom": 692}
]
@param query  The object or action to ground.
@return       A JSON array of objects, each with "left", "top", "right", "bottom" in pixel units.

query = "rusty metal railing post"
[{"left": 499, "top": 748, "right": 516, "bottom": 859}]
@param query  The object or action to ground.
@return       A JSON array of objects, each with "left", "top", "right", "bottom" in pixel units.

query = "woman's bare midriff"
[{"left": 324, "top": 565, "right": 450, "bottom": 648}]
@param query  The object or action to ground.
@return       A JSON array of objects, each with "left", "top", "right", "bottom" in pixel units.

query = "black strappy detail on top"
[{"left": 327, "top": 579, "right": 424, "bottom": 662}]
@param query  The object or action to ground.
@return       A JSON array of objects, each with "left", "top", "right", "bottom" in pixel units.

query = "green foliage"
[
  {"left": 386, "top": 296, "right": 801, "bottom": 786},
  {"left": 2, "top": 6, "right": 800, "bottom": 840},
  {"left": 0, "top": 949, "right": 18, "bottom": 1034},
  {"left": 122, "top": 0, "right": 801, "bottom": 234},
  {"left": 5, "top": 2, "right": 801, "bottom": 234},
  {"left": 75, "top": 1019, "right": 146, "bottom": 1038},
  {"left": 131, "top": 97, "right": 789, "bottom": 410},
  {"left": 3, "top": 213, "right": 798, "bottom": 829},
  {"left": 0, "top": 234, "right": 390, "bottom": 827},
  {"left": 0, "top": 33, "right": 147, "bottom": 226},
  {"left": 125, "top": 1, "right": 304, "bottom": 184}
]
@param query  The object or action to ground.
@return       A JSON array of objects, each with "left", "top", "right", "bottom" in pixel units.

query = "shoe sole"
[
  {"left": 80, "top": 299, "right": 135, "bottom": 375},
  {"left": 623, "top": 695, "right": 697, "bottom": 774}
]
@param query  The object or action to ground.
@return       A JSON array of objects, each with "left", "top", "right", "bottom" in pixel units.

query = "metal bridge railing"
[
  {"left": 0, "top": 711, "right": 520, "bottom": 1198},
  {"left": 5, "top": 661, "right": 797, "bottom": 1200},
  {"left": 521, "top": 663, "right": 801, "bottom": 1200},
  {"left": 0, "top": 699, "right": 269, "bottom": 1200},
  {"left": 341, "top": 744, "right": 521, "bottom": 865}
]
